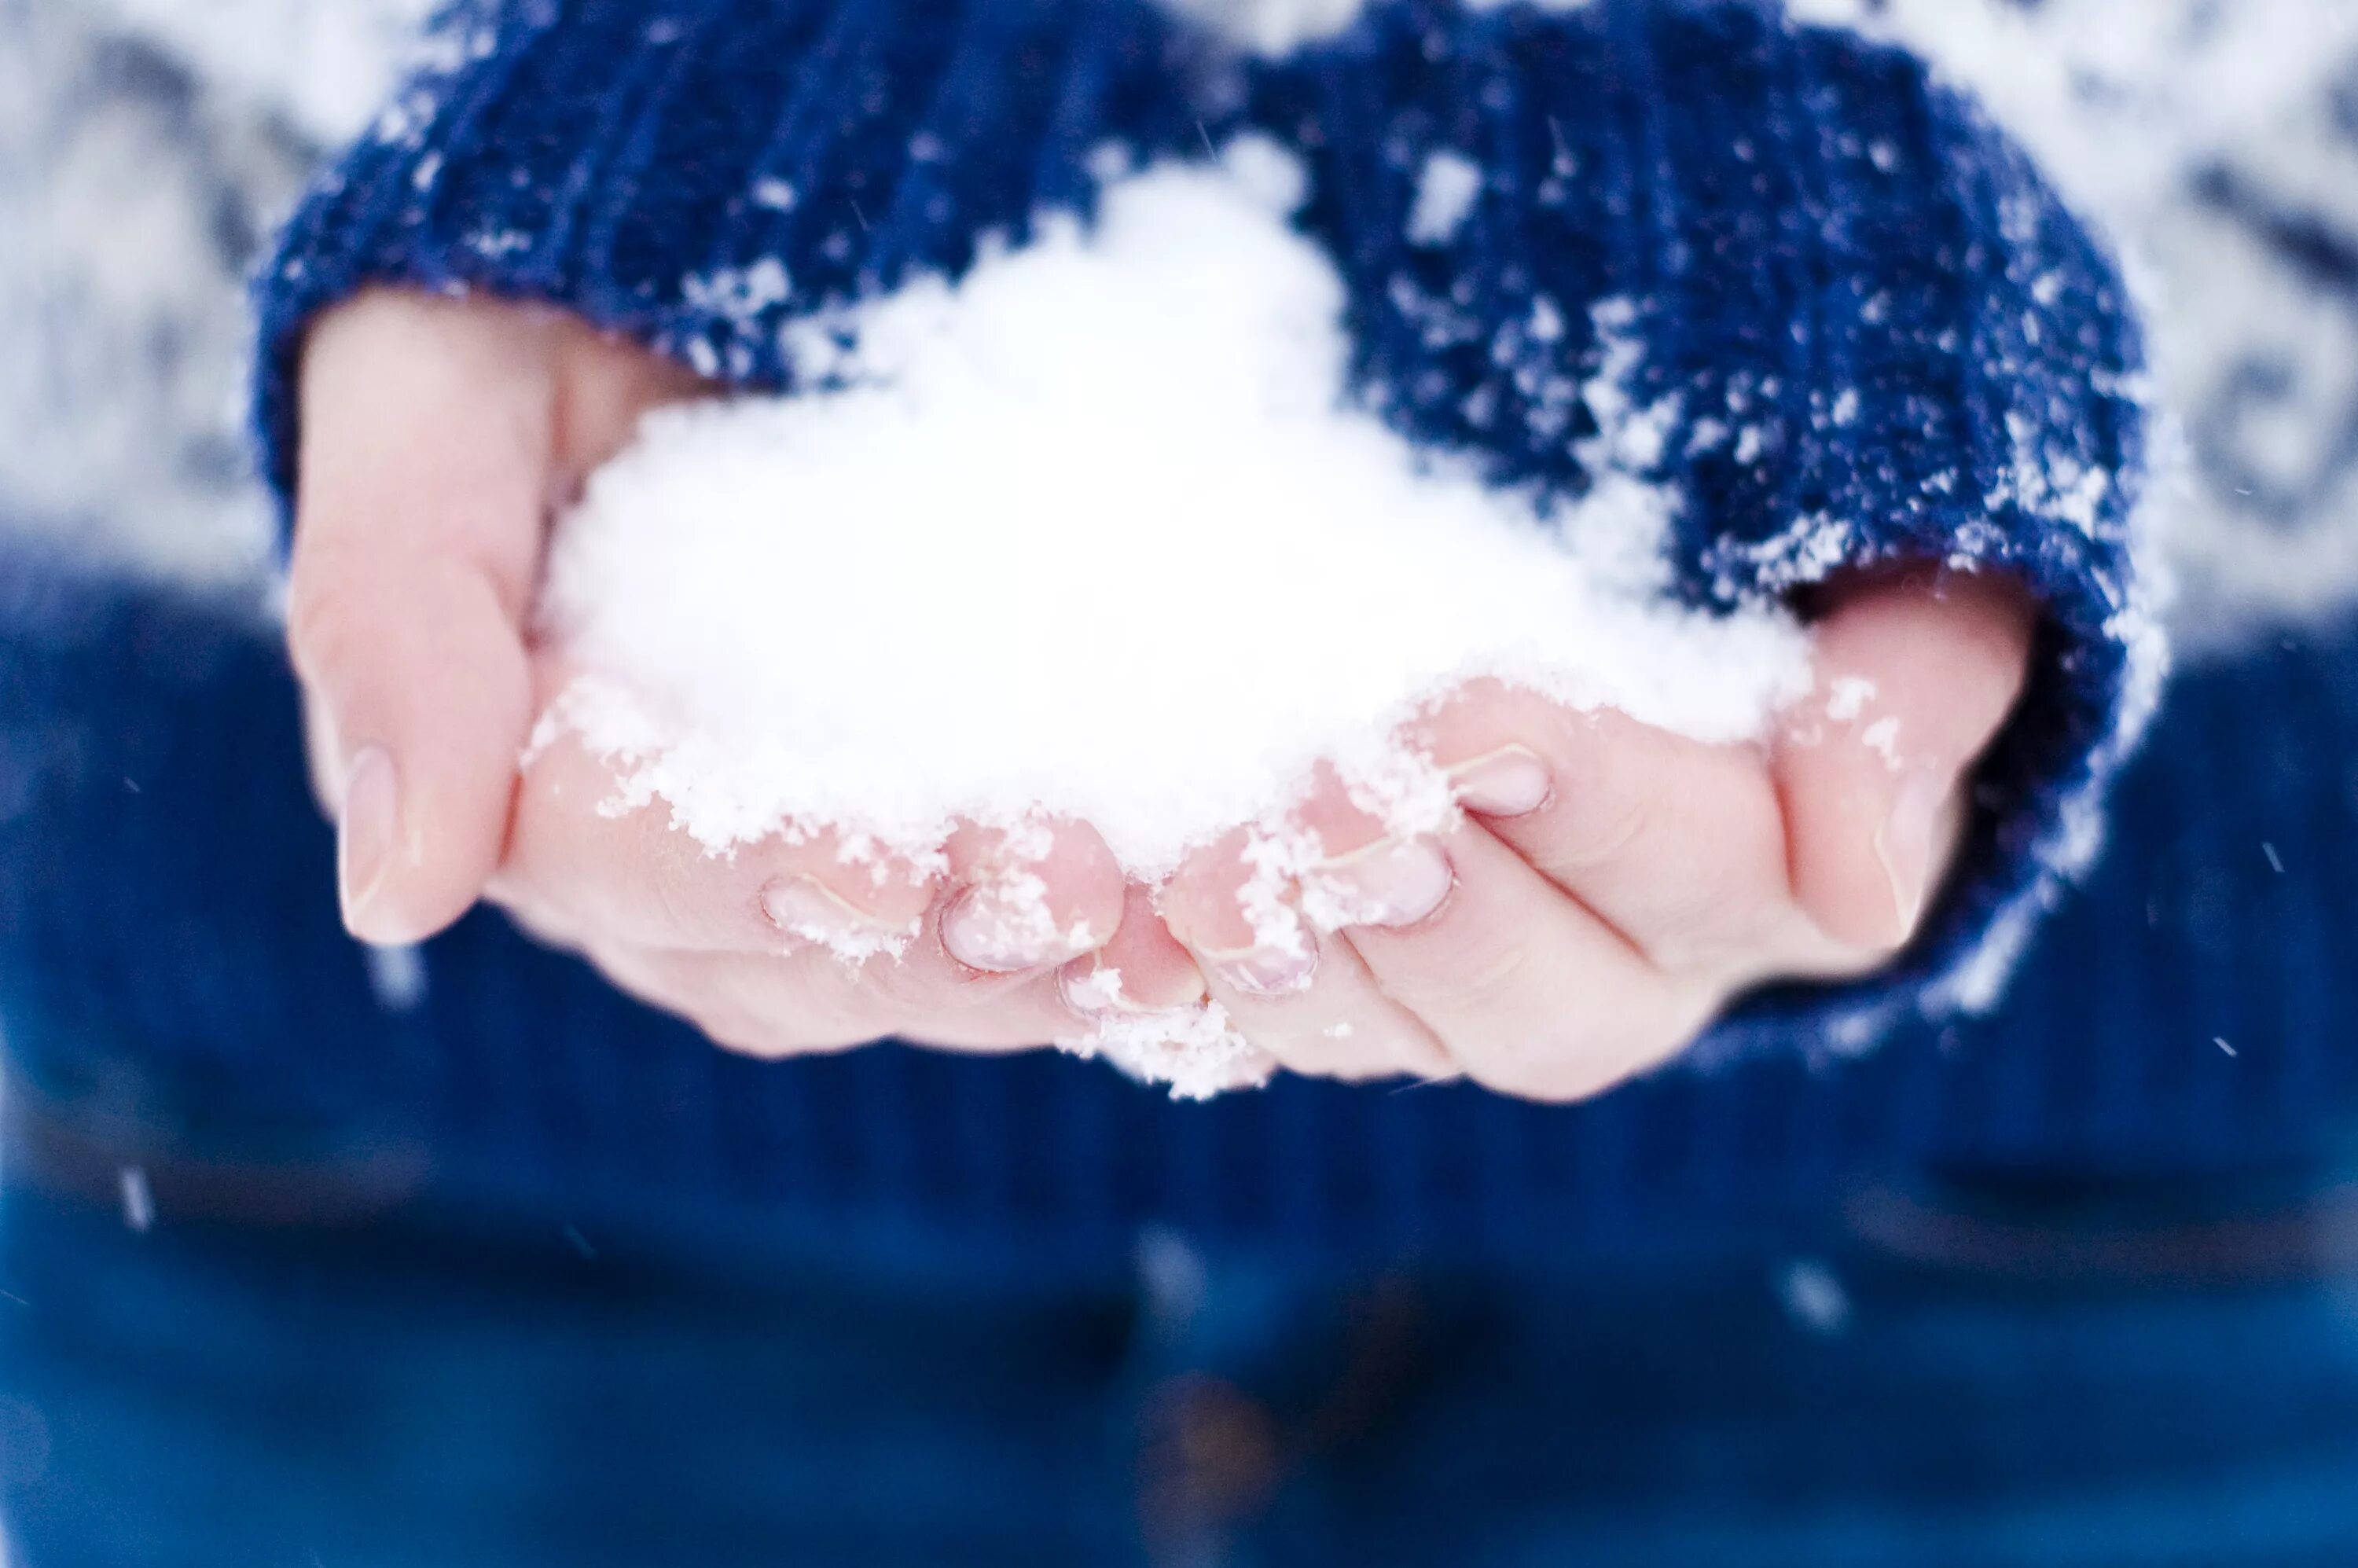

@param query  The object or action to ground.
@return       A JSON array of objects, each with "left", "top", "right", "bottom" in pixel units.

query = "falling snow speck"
[
  {"left": 119, "top": 1166, "right": 156, "bottom": 1233},
  {"left": 1776, "top": 1258, "right": 1852, "bottom": 1335},
  {"left": 365, "top": 943, "right": 430, "bottom": 1012},
  {"left": 1406, "top": 150, "right": 1483, "bottom": 246}
]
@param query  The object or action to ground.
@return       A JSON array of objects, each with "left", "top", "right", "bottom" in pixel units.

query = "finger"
[
  {"left": 1407, "top": 682, "right": 1808, "bottom": 976},
  {"left": 1056, "top": 887, "right": 1279, "bottom": 1097},
  {"left": 289, "top": 295, "right": 556, "bottom": 946},
  {"left": 1162, "top": 818, "right": 1456, "bottom": 1082},
  {"left": 544, "top": 312, "right": 714, "bottom": 502},
  {"left": 1773, "top": 570, "right": 2036, "bottom": 953},
  {"left": 832, "top": 817, "right": 1127, "bottom": 1049},
  {"left": 1344, "top": 817, "right": 1723, "bottom": 1104},
  {"left": 935, "top": 818, "right": 1125, "bottom": 976},
  {"left": 290, "top": 297, "right": 707, "bottom": 949},
  {"left": 1059, "top": 883, "right": 1210, "bottom": 1016},
  {"left": 497, "top": 711, "right": 939, "bottom": 957},
  {"left": 509, "top": 762, "right": 1123, "bottom": 1047},
  {"left": 1265, "top": 772, "right": 1709, "bottom": 1097},
  {"left": 604, "top": 942, "right": 1088, "bottom": 1059},
  {"left": 580, "top": 942, "right": 909, "bottom": 1059}
]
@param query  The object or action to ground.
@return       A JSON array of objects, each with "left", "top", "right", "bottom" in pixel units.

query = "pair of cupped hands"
[{"left": 292, "top": 293, "right": 2033, "bottom": 1102}]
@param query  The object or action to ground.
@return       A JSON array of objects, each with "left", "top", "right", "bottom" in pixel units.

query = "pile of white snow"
[
  {"left": 538, "top": 141, "right": 1805, "bottom": 870},
  {"left": 537, "top": 141, "right": 1811, "bottom": 1089}
]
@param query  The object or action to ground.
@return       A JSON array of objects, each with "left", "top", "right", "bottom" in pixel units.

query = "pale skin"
[{"left": 292, "top": 292, "right": 2035, "bottom": 1102}]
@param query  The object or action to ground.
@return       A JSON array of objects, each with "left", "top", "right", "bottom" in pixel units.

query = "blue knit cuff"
[
  {"left": 251, "top": 0, "right": 1241, "bottom": 503},
  {"left": 1247, "top": 1, "right": 2162, "bottom": 1052},
  {"left": 252, "top": 0, "right": 2160, "bottom": 1054}
]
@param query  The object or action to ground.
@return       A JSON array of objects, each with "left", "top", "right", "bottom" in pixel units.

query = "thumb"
[
  {"left": 1775, "top": 569, "right": 2037, "bottom": 954},
  {"left": 288, "top": 295, "right": 556, "bottom": 946}
]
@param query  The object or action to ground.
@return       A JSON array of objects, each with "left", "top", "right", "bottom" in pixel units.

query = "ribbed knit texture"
[
  {"left": 1240, "top": 0, "right": 2157, "bottom": 1047},
  {"left": 0, "top": 0, "right": 2206, "bottom": 1272}
]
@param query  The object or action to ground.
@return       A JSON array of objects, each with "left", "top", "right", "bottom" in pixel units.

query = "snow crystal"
[
  {"left": 538, "top": 141, "right": 1810, "bottom": 898},
  {"left": 1710, "top": 512, "right": 1857, "bottom": 600},
  {"left": 1151, "top": 0, "right": 1592, "bottom": 57},
  {"left": 1057, "top": 979, "right": 1267, "bottom": 1102},
  {"left": 1776, "top": 1258, "right": 1853, "bottom": 1335},
  {"left": 1859, "top": 715, "right": 1903, "bottom": 769},
  {"left": 1406, "top": 150, "right": 1483, "bottom": 247},
  {"left": 1153, "top": 0, "right": 1364, "bottom": 56},
  {"left": 364, "top": 942, "right": 429, "bottom": 1012},
  {"left": 1825, "top": 675, "right": 1877, "bottom": 722}
]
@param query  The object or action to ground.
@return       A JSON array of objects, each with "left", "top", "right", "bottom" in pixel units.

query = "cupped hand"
[
  {"left": 290, "top": 291, "right": 1150, "bottom": 1062},
  {"left": 291, "top": 291, "right": 702, "bottom": 941},
  {"left": 1133, "top": 569, "right": 2035, "bottom": 1101}
]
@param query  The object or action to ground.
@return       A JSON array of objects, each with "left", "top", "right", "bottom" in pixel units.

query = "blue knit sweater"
[
  {"left": 5, "top": 0, "right": 2349, "bottom": 1275},
  {"left": 252, "top": 0, "right": 2154, "bottom": 1047}
]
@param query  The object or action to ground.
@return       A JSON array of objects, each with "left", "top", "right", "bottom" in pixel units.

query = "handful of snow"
[{"left": 533, "top": 141, "right": 1812, "bottom": 1076}]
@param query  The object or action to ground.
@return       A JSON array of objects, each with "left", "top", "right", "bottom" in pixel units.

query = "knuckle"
[
  {"left": 283, "top": 566, "right": 380, "bottom": 689},
  {"left": 1469, "top": 993, "right": 1719, "bottom": 1105},
  {"left": 1649, "top": 877, "right": 1791, "bottom": 973},
  {"left": 1383, "top": 929, "right": 1538, "bottom": 1017},
  {"left": 1553, "top": 784, "right": 1654, "bottom": 871}
]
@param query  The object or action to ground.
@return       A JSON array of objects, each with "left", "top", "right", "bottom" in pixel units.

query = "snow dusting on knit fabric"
[
  {"left": 1793, "top": 0, "right": 2358, "bottom": 646},
  {"left": 1155, "top": 0, "right": 1594, "bottom": 57},
  {"left": 537, "top": 143, "right": 1809, "bottom": 904}
]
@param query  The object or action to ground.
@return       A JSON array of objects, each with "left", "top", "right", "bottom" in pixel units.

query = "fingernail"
[
  {"left": 1874, "top": 773, "right": 1948, "bottom": 938},
  {"left": 1448, "top": 745, "right": 1552, "bottom": 817},
  {"left": 1202, "top": 939, "right": 1320, "bottom": 998},
  {"left": 942, "top": 874, "right": 1096, "bottom": 974},
  {"left": 338, "top": 746, "right": 403, "bottom": 942},
  {"left": 1306, "top": 837, "right": 1456, "bottom": 930},
  {"left": 761, "top": 876, "right": 913, "bottom": 960},
  {"left": 1060, "top": 962, "right": 1207, "bottom": 1018}
]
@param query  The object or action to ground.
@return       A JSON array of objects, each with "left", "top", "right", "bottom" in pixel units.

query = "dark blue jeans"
[{"left": 8, "top": 1137, "right": 2358, "bottom": 1567}]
